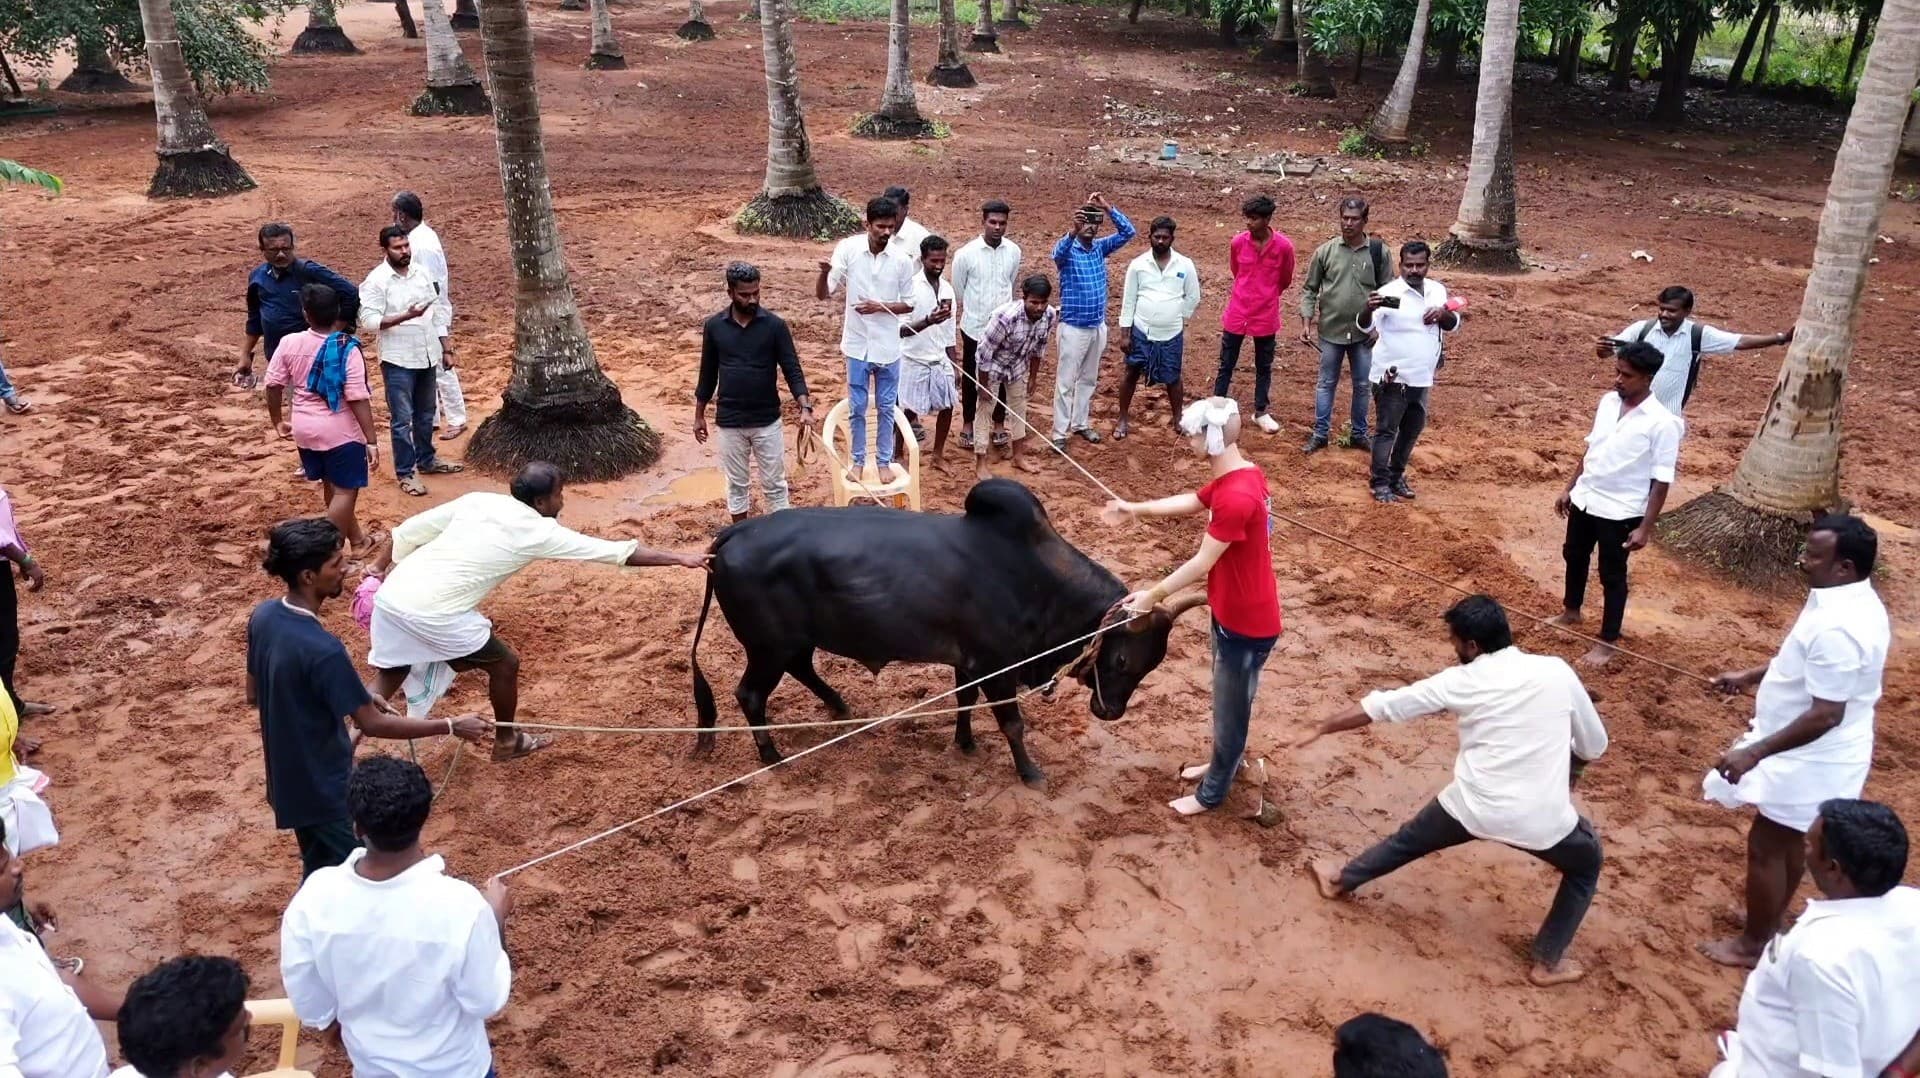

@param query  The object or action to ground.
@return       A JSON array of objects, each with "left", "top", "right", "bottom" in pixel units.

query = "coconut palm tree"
[
  {"left": 59, "top": 37, "right": 139, "bottom": 92},
  {"left": 394, "top": 0, "right": 419, "bottom": 38},
  {"left": 135, "top": 0, "right": 255, "bottom": 198},
  {"left": 465, "top": 0, "right": 660, "bottom": 478},
  {"left": 292, "top": 0, "right": 357, "bottom": 53},
  {"left": 452, "top": 0, "right": 480, "bottom": 30},
  {"left": 856, "top": 0, "right": 937, "bottom": 136},
  {"left": 1294, "top": 0, "right": 1335, "bottom": 96},
  {"left": 1660, "top": 0, "right": 1920, "bottom": 579},
  {"left": 736, "top": 0, "right": 861, "bottom": 237},
  {"left": 969, "top": 0, "right": 1000, "bottom": 51},
  {"left": 1261, "top": 0, "right": 1297, "bottom": 57},
  {"left": 930, "top": 0, "right": 975, "bottom": 85},
  {"left": 1435, "top": 0, "right": 1520, "bottom": 267},
  {"left": 1368, "top": 0, "right": 1430, "bottom": 142},
  {"left": 587, "top": 0, "right": 626, "bottom": 68},
  {"left": 411, "top": 0, "right": 490, "bottom": 114},
  {"left": 679, "top": 0, "right": 716, "bottom": 39}
]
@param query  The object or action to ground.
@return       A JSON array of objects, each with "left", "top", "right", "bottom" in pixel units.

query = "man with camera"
[{"left": 1358, "top": 241, "right": 1459, "bottom": 504}]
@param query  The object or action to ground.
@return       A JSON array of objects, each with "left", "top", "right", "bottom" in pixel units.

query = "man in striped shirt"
[
  {"left": 973, "top": 276, "right": 1059, "bottom": 482},
  {"left": 1049, "top": 193, "right": 1134, "bottom": 452}
]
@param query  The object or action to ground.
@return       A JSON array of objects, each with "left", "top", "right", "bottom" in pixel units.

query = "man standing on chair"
[
  {"left": 1361, "top": 241, "right": 1458, "bottom": 504},
  {"left": 695, "top": 262, "right": 812, "bottom": 523},
  {"left": 818, "top": 196, "right": 916, "bottom": 484},
  {"left": 952, "top": 199, "right": 1020, "bottom": 452},
  {"left": 1214, "top": 194, "right": 1296, "bottom": 436},
  {"left": 1049, "top": 192, "right": 1135, "bottom": 453}
]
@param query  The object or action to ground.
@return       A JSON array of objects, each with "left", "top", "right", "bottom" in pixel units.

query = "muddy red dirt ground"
[{"left": 3, "top": 2, "right": 1918, "bottom": 1074}]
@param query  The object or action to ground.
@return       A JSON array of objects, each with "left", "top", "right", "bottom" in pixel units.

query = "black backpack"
[
  {"left": 1635, "top": 319, "right": 1705, "bottom": 405},
  {"left": 1366, "top": 238, "right": 1389, "bottom": 288}
]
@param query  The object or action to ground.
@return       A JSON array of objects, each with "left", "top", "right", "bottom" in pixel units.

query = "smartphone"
[
  {"left": 1601, "top": 336, "right": 1632, "bottom": 348},
  {"left": 1378, "top": 295, "right": 1401, "bottom": 309}
]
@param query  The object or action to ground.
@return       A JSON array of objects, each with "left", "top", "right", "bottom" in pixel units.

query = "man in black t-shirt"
[
  {"left": 693, "top": 262, "right": 812, "bottom": 523},
  {"left": 246, "top": 518, "right": 490, "bottom": 879}
]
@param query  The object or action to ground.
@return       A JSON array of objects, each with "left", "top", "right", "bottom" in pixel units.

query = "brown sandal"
[{"left": 491, "top": 731, "right": 551, "bottom": 762}]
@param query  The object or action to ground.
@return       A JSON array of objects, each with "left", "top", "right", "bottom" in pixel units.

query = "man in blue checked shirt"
[{"left": 1049, "top": 193, "right": 1135, "bottom": 452}]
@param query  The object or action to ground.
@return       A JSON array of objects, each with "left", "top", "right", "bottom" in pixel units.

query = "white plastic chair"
[
  {"left": 242, "top": 998, "right": 317, "bottom": 1078},
  {"left": 820, "top": 398, "right": 923, "bottom": 511}
]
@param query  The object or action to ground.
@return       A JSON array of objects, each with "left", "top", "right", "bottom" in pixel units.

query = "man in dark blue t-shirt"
[
  {"left": 247, "top": 518, "right": 490, "bottom": 879},
  {"left": 233, "top": 222, "right": 360, "bottom": 390}
]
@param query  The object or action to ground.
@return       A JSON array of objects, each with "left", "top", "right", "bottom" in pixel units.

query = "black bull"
[{"left": 689, "top": 479, "right": 1206, "bottom": 786}]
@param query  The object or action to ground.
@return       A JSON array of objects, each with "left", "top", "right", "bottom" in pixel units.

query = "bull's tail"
[{"left": 690, "top": 562, "right": 720, "bottom": 756}]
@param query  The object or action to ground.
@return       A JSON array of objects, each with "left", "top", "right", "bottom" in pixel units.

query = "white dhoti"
[
  {"left": 368, "top": 596, "right": 492, "bottom": 670},
  {"left": 1702, "top": 728, "right": 1872, "bottom": 833},
  {"left": 0, "top": 767, "right": 58, "bottom": 856}
]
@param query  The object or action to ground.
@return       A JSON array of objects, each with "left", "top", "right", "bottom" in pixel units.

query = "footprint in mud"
[{"left": 772, "top": 1046, "right": 901, "bottom": 1078}]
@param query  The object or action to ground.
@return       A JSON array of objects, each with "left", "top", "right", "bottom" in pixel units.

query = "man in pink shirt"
[
  {"left": 1212, "top": 195, "right": 1296, "bottom": 435},
  {"left": 266, "top": 284, "right": 380, "bottom": 554}
]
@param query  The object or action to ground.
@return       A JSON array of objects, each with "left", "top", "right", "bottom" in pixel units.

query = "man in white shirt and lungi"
[
  {"left": 1295, "top": 595, "right": 1609, "bottom": 987},
  {"left": 368, "top": 462, "right": 709, "bottom": 761},
  {"left": 1701, "top": 514, "right": 1891, "bottom": 969},
  {"left": 1550, "top": 341, "right": 1683, "bottom": 667},
  {"left": 1112, "top": 215, "right": 1200, "bottom": 442},
  {"left": 1709, "top": 799, "right": 1920, "bottom": 1077},
  {"left": 897, "top": 234, "right": 959, "bottom": 463},
  {"left": 282, "top": 756, "right": 510, "bottom": 1078}
]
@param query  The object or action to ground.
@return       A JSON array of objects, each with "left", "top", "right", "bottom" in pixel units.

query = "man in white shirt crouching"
[
  {"left": 282, "top": 756, "right": 511, "bottom": 1078},
  {"left": 111, "top": 956, "right": 249, "bottom": 1078},
  {"left": 1293, "top": 595, "right": 1608, "bottom": 987},
  {"left": 1710, "top": 799, "right": 1920, "bottom": 1077}
]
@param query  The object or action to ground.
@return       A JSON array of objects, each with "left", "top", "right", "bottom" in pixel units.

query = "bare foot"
[
  {"left": 1306, "top": 859, "right": 1349, "bottom": 900},
  {"left": 17, "top": 734, "right": 42, "bottom": 756},
  {"left": 19, "top": 702, "right": 55, "bottom": 717},
  {"left": 1113, "top": 420, "right": 1130, "bottom": 441},
  {"left": 975, "top": 459, "right": 993, "bottom": 484},
  {"left": 1546, "top": 609, "right": 1583, "bottom": 628},
  {"left": 1580, "top": 642, "right": 1618, "bottom": 667},
  {"left": 1528, "top": 958, "right": 1587, "bottom": 986},
  {"left": 1698, "top": 936, "right": 1764, "bottom": 970},
  {"left": 845, "top": 465, "right": 865, "bottom": 486},
  {"left": 1015, "top": 456, "right": 1041, "bottom": 474}
]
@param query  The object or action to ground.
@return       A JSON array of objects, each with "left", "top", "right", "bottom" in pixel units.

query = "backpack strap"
[
  {"left": 1682, "top": 321, "right": 1705, "bottom": 406},
  {"left": 1633, "top": 320, "right": 1653, "bottom": 344},
  {"left": 1368, "top": 238, "right": 1389, "bottom": 288}
]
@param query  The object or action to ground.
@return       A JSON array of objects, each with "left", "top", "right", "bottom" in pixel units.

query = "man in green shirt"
[{"left": 1298, "top": 198, "right": 1392, "bottom": 454}]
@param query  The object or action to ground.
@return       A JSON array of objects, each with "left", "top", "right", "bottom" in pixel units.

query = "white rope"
[
  {"left": 496, "top": 691, "right": 1033, "bottom": 735},
  {"left": 493, "top": 614, "right": 1141, "bottom": 878}
]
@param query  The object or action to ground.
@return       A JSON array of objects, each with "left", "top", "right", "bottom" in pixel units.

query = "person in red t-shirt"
[{"left": 1102, "top": 396, "right": 1282, "bottom": 816}]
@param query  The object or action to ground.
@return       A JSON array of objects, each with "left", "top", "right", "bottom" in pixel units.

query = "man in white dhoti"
[
  {"left": 1700, "top": 514, "right": 1890, "bottom": 968},
  {"left": 368, "top": 462, "right": 709, "bottom": 761}
]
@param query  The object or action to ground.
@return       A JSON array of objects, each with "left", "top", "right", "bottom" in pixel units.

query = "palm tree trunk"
[
  {"left": 1555, "top": 27, "right": 1583, "bottom": 83},
  {"left": 1725, "top": 0, "right": 1772, "bottom": 92},
  {"left": 587, "top": 0, "right": 627, "bottom": 67},
  {"left": 465, "top": 0, "right": 659, "bottom": 479},
  {"left": 1754, "top": 4, "right": 1779, "bottom": 81},
  {"left": 452, "top": 0, "right": 480, "bottom": 30},
  {"left": 1368, "top": 0, "right": 1430, "bottom": 141},
  {"left": 1262, "top": 0, "right": 1297, "bottom": 57},
  {"left": 1652, "top": 20, "right": 1700, "bottom": 123},
  {"left": 293, "top": 0, "right": 358, "bottom": 53},
  {"left": 1435, "top": 28, "right": 1460, "bottom": 79},
  {"left": 997, "top": 0, "right": 1028, "bottom": 31},
  {"left": 395, "top": 0, "right": 419, "bottom": 38},
  {"left": 737, "top": 0, "right": 861, "bottom": 237},
  {"left": 136, "top": 0, "right": 254, "bottom": 197},
  {"left": 856, "top": 0, "right": 931, "bottom": 134},
  {"left": 1437, "top": 0, "right": 1520, "bottom": 267},
  {"left": 412, "top": 0, "right": 490, "bottom": 114},
  {"left": 58, "top": 37, "right": 140, "bottom": 93},
  {"left": 678, "top": 0, "right": 717, "bottom": 39},
  {"left": 1661, "top": 0, "right": 1920, "bottom": 580},
  {"left": 1295, "top": 0, "right": 1336, "bottom": 96},
  {"left": 930, "top": 0, "right": 976, "bottom": 85},
  {"left": 1842, "top": 7, "right": 1874, "bottom": 85},
  {"left": 970, "top": 0, "right": 1001, "bottom": 50}
]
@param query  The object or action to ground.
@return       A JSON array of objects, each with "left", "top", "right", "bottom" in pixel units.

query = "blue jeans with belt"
[
  {"left": 382, "top": 362, "right": 441, "bottom": 478},
  {"left": 1197, "top": 619, "right": 1279, "bottom": 808}
]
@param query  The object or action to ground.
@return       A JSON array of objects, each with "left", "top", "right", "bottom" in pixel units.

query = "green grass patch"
[{"left": 794, "top": 0, "right": 987, "bottom": 25}]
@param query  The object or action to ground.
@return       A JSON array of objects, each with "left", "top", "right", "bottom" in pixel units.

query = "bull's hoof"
[
  {"left": 1018, "top": 767, "right": 1047, "bottom": 790},
  {"left": 757, "top": 745, "right": 786, "bottom": 766},
  {"left": 691, "top": 736, "right": 716, "bottom": 759},
  {"left": 954, "top": 736, "right": 978, "bottom": 755}
]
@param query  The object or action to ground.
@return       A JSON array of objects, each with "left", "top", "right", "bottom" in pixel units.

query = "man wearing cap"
[{"left": 1049, "top": 193, "right": 1135, "bottom": 452}]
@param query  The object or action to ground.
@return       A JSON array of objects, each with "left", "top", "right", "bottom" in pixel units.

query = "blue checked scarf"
[{"left": 305, "top": 332, "right": 359, "bottom": 412}]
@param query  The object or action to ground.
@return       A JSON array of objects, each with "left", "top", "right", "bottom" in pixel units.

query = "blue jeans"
[
  {"left": 0, "top": 346, "right": 17, "bottom": 402},
  {"left": 382, "top": 362, "right": 440, "bottom": 478},
  {"left": 846, "top": 357, "right": 901, "bottom": 467},
  {"left": 1197, "top": 619, "right": 1279, "bottom": 808},
  {"left": 1313, "top": 338, "right": 1372, "bottom": 440}
]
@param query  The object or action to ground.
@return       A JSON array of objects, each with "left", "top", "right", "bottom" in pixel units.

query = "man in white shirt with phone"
[
  {"left": 360, "top": 224, "right": 460, "bottom": 497},
  {"left": 1359, "top": 241, "right": 1459, "bottom": 504}
]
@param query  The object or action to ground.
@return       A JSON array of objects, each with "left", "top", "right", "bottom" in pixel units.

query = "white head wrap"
[{"left": 1178, "top": 396, "right": 1239, "bottom": 456}]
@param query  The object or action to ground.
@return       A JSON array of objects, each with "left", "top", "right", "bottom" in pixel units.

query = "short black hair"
[
  {"left": 725, "top": 261, "right": 760, "bottom": 288},
  {"left": 300, "top": 283, "right": 340, "bottom": 327},
  {"left": 1812, "top": 513, "right": 1877, "bottom": 577},
  {"left": 1442, "top": 595, "right": 1513, "bottom": 655},
  {"left": 348, "top": 754, "right": 435, "bottom": 852},
  {"left": 392, "top": 190, "right": 425, "bottom": 222},
  {"left": 1020, "top": 274, "right": 1053, "bottom": 300},
  {"left": 1339, "top": 195, "right": 1370, "bottom": 220},
  {"left": 262, "top": 518, "right": 344, "bottom": 587},
  {"left": 119, "top": 956, "right": 250, "bottom": 1078},
  {"left": 1334, "top": 1013, "right": 1448, "bottom": 1077},
  {"left": 258, "top": 222, "right": 294, "bottom": 247},
  {"left": 1400, "top": 240, "right": 1432, "bottom": 262},
  {"left": 1656, "top": 285, "right": 1696, "bottom": 309},
  {"left": 1241, "top": 194, "right": 1276, "bottom": 218},
  {"left": 920, "top": 234, "right": 949, "bottom": 257},
  {"left": 1818, "top": 798, "right": 1908, "bottom": 897},
  {"left": 866, "top": 196, "right": 900, "bottom": 222},
  {"left": 981, "top": 198, "right": 1010, "bottom": 217},
  {"left": 882, "top": 185, "right": 910, "bottom": 210},
  {"left": 510, "top": 461, "right": 565, "bottom": 506},
  {"left": 1149, "top": 215, "right": 1176, "bottom": 235},
  {"left": 1617, "top": 341, "right": 1665, "bottom": 377},
  {"left": 379, "top": 224, "right": 410, "bottom": 249}
]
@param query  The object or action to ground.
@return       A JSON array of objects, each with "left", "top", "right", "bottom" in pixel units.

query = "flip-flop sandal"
[
  {"left": 1112, "top": 426, "right": 1129, "bottom": 441},
  {"left": 5, "top": 398, "right": 32, "bottom": 415},
  {"left": 992, "top": 430, "right": 1010, "bottom": 447},
  {"left": 957, "top": 432, "right": 975, "bottom": 450},
  {"left": 419, "top": 461, "right": 465, "bottom": 475},
  {"left": 437, "top": 425, "right": 467, "bottom": 441},
  {"left": 400, "top": 476, "right": 429, "bottom": 496},
  {"left": 492, "top": 731, "right": 551, "bottom": 762}
]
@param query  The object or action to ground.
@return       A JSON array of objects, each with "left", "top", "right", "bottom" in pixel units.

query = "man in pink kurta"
[{"left": 1212, "top": 194, "right": 1296, "bottom": 434}]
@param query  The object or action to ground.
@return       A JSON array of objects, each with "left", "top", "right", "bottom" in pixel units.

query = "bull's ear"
[{"left": 1161, "top": 592, "right": 1210, "bottom": 623}]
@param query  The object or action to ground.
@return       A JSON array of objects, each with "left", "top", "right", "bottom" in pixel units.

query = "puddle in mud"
[{"left": 643, "top": 468, "right": 728, "bottom": 506}]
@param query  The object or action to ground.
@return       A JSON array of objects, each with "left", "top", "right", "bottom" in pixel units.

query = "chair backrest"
[
  {"left": 819, "top": 398, "right": 922, "bottom": 510},
  {"left": 242, "top": 998, "right": 316, "bottom": 1078}
]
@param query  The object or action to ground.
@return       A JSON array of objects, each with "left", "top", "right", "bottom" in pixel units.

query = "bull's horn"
[{"left": 1162, "top": 592, "right": 1210, "bottom": 622}]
